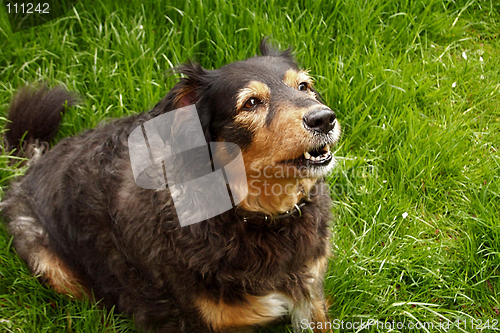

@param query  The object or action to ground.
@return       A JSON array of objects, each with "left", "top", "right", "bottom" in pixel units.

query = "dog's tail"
[{"left": 4, "top": 85, "right": 76, "bottom": 160}]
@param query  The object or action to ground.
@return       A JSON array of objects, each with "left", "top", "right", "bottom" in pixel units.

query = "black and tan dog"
[{"left": 1, "top": 40, "right": 341, "bottom": 332}]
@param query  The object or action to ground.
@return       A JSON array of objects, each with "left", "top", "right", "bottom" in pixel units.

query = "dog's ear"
[
  {"left": 170, "top": 62, "right": 209, "bottom": 109},
  {"left": 150, "top": 62, "right": 214, "bottom": 141},
  {"left": 260, "top": 38, "right": 293, "bottom": 60},
  {"left": 168, "top": 62, "right": 215, "bottom": 142}
]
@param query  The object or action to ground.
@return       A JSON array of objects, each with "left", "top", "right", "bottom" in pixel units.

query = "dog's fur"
[{"left": 1, "top": 41, "right": 341, "bottom": 332}]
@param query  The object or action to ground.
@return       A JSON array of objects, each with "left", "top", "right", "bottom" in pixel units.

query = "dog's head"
[{"left": 164, "top": 40, "right": 341, "bottom": 215}]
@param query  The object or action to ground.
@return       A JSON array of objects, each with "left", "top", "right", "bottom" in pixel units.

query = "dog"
[{"left": 1, "top": 40, "right": 341, "bottom": 332}]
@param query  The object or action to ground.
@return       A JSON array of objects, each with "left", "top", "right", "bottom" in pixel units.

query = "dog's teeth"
[{"left": 304, "top": 151, "right": 311, "bottom": 160}]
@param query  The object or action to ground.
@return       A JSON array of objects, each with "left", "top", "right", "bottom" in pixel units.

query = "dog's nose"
[{"left": 303, "top": 108, "right": 336, "bottom": 134}]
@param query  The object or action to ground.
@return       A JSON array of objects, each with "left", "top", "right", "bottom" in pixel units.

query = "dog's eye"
[
  {"left": 298, "top": 82, "right": 309, "bottom": 92},
  {"left": 244, "top": 97, "right": 260, "bottom": 109}
]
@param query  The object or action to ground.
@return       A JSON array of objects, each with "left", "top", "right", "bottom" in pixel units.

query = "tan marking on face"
[
  {"left": 236, "top": 81, "right": 271, "bottom": 110},
  {"left": 31, "top": 247, "right": 88, "bottom": 299},
  {"left": 283, "top": 69, "right": 316, "bottom": 98},
  {"left": 232, "top": 71, "right": 338, "bottom": 214},
  {"left": 235, "top": 100, "right": 323, "bottom": 214},
  {"left": 195, "top": 292, "right": 292, "bottom": 330},
  {"left": 239, "top": 102, "right": 311, "bottom": 164},
  {"left": 233, "top": 107, "right": 267, "bottom": 134},
  {"left": 237, "top": 103, "right": 315, "bottom": 214},
  {"left": 283, "top": 69, "right": 312, "bottom": 87}
]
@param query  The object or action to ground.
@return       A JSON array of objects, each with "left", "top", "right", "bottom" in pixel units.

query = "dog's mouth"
[
  {"left": 280, "top": 144, "right": 333, "bottom": 169},
  {"left": 296, "top": 144, "right": 332, "bottom": 166}
]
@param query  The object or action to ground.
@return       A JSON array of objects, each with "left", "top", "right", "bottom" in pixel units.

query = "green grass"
[{"left": 1, "top": 0, "right": 500, "bottom": 332}]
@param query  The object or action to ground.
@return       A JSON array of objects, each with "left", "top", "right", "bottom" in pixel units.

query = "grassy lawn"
[{"left": 1, "top": 0, "right": 500, "bottom": 332}]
